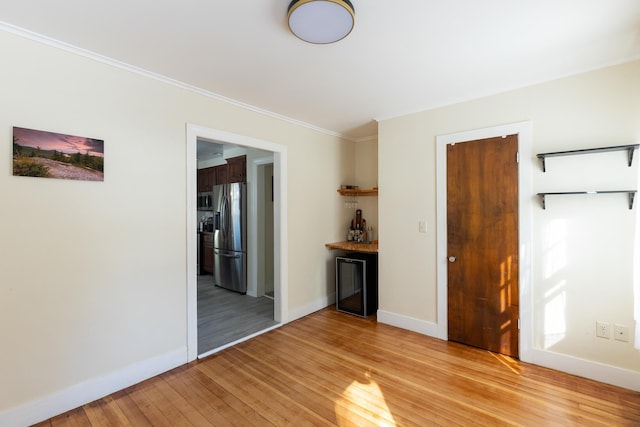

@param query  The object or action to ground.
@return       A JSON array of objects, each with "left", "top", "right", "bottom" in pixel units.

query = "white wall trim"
[
  {"left": 0, "top": 348, "right": 185, "bottom": 427},
  {"left": 186, "top": 127, "right": 199, "bottom": 359},
  {"left": 377, "top": 310, "right": 440, "bottom": 337},
  {"left": 435, "top": 121, "right": 534, "bottom": 357},
  {"left": 273, "top": 149, "right": 288, "bottom": 325},
  {"left": 528, "top": 349, "right": 640, "bottom": 392},
  {"left": 248, "top": 155, "right": 275, "bottom": 298},
  {"left": 186, "top": 124, "right": 288, "bottom": 361}
]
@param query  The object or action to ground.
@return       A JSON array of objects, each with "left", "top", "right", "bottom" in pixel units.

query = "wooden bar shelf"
[
  {"left": 536, "top": 144, "right": 638, "bottom": 172},
  {"left": 325, "top": 241, "right": 378, "bottom": 253},
  {"left": 337, "top": 188, "right": 378, "bottom": 196}
]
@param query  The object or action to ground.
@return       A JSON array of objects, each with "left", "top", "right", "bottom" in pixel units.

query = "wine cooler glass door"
[{"left": 336, "top": 257, "right": 366, "bottom": 317}]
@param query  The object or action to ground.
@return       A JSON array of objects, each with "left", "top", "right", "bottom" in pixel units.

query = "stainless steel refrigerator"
[{"left": 212, "top": 182, "right": 247, "bottom": 293}]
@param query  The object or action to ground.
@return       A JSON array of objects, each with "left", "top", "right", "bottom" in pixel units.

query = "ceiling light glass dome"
[{"left": 287, "top": 0, "right": 355, "bottom": 44}]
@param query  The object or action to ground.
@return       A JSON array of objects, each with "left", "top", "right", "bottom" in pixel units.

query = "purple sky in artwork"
[{"left": 13, "top": 127, "right": 104, "bottom": 157}]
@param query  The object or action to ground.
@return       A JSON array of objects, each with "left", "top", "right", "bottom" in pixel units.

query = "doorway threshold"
[{"left": 198, "top": 323, "right": 282, "bottom": 359}]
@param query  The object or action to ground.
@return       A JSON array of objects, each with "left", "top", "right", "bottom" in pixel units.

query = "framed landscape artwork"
[{"left": 12, "top": 127, "right": 104, "bottom": 182}]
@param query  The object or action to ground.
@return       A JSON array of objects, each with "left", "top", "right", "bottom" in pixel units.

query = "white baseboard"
[
  {"left": 377, "top": 309, "right": 640, "bottom": 392},
  {"left": 528, "top": 348, "right": 640, "bottom": 392},
  {"left": 287, "top": 292, "right": 336, "bottom": 322},
  {"left": 377, "top": 309, "right": 442, "bottom": 338},
  {"left": 1, "top": 348, "right": 186, "bottom": 427}
]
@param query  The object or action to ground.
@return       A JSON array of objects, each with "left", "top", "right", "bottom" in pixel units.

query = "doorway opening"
[
  {"left": 186, "top": 124, "right": 288, "bottom": 361},
  {"left": 435, "top": 121, "right": 533, "bottom": 363}
]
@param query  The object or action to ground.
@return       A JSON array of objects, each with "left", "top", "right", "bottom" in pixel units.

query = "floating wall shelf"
[
  {"left": 537, "top": 190, "right": 637, "bottom": 210},
  {"left": 536, "top": 144, "right": 638, "bottom": 172},
  {"left": 337, "top": 188, "right": 378, "bottom": 196}
]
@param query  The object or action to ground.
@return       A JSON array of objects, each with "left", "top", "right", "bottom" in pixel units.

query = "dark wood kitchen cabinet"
[
  {"left": 213, "top": 164, "right": 228, "bottom": 185},
  {"left": 201, "top": 233, "right": 213, "bottom": 274},
  {"left": 211, "top": 156, "right": 246, "bottom": 185},
  {"left": 227, "top": 155, "right": 246, "bottom": 183},
  {"left": 201, "top": 155, "right": 246, "bottom": 188},
  {"left": 197, "top": 167, "right": 215, "bottom": 192}
]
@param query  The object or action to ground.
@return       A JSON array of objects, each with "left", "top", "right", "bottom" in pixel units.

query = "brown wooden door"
[{"left": 447, "top": 135, "right": 519, "bottom": 357}]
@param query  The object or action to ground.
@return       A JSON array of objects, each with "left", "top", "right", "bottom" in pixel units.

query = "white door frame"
[
  {"left": 248, "top": 155, "right": 274, "bottom": 298},
  {"left": 186, "top": 124, "right": 288, "bottom": 362},
  {"left": 435, "top": 121, "right": 533, "bottom": 363}
]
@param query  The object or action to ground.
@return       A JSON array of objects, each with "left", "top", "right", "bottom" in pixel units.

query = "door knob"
[{"left": 448, "top": 256, "right": 457, "bottom": 263}]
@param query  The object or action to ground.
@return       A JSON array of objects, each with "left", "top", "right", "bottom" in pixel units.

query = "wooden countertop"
[{"left": 325, "top": 241, "right": 378, "bottom": 253}]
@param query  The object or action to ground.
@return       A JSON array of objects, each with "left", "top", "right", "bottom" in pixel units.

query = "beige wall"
[
  {"left": 0, "top": 29, "right": 354, "bottom": 423},
  {"left": 378, "top": 60, "right": 640, "bottom": 385},
  {"left": 354, "top": 139, "right": 378, "bottom": 238}
]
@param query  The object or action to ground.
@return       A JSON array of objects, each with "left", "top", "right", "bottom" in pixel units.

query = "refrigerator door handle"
[
  {"left": 219, "top": 195, "right": 227, "bottom": 241},
  {"left": 215, "top": 250, "right": 241, "bottom": 259},
  {"left": 213, "top": 212, "right": 221, "bottom": 230},
  {"left": 221, "top": 194, "right": 229, "bottom": 236}
]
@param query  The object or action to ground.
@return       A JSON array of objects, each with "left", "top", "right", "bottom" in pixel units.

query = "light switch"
[{"left": 418, "top": 220, "right": 427, "bottom": 233}]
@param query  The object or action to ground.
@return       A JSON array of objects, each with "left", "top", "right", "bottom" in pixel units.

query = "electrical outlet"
[
  {"left": 596, "top": 321, "right": 611, "bottom": 339},
  {"left": 614, "top": 324, "right": 630, "bottom": 342},
  {"left": 418, "top": 220, "right": 427, "bottom": 233}
]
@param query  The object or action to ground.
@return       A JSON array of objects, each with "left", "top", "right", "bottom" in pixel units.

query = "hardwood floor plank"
[
  {"left": 81, "top": 402, "right": 109, "bottom": 427},
  {"left": 159, "top": 366, "right": 243, "bottom": 426},
  {"left": 196, "top": 353, "right": 334, "bottom": 426},
  {"left": 46, "top": 407, "right": 91, "bottom": 427},
  {"left": 150, "top": 372, "right": 213, "bottom": 426},
  {"left": 222, "top": 346, "right": 375, "bottom": 426},
  {"left": 82, "top": 396, "right": 132, "bottom": 427},
  {"left": 183, "top": 364, "right": 273, "bottom": 426},
  {"left": 110, "top": 390, "right": 153, "bottom": 427},
  {"left": 37, "top": 307, "right": 640, "bottom": 426},
  {"left": 126, "top": 378, "right": 190, "bottom": 427}
]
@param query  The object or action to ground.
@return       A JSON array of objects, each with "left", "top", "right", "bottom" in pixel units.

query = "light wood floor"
[
  {"left": 37, "top": 308, "right": 640, "bottom": 426},
  {"left": 198, "top": 274, "right": 277, "bottom": 354}
]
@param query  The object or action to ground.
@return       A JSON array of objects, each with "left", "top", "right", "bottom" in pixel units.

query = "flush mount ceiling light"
[{"left": 287, "top": 0, "right": 355, "bottom": 44}]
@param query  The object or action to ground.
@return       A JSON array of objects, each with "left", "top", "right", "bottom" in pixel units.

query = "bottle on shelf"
[{"left": 346, "top": 209, "right": 370, "bottom": 243}]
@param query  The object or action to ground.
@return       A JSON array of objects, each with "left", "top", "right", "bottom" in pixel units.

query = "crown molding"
[
  {"left": 0, "top": 21, "right": 363, "bottom": 141},
  {"left": 354, "top": 134, "right": 378, "bottom": 143}
]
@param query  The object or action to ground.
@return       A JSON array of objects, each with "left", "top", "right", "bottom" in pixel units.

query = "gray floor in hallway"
[{"left": 197, "top": 275, "right": 278, "bottom": 354}]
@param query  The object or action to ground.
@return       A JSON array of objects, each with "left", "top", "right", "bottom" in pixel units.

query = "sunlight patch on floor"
[
  {"left": 488, "top": 350, "right": 520, "bottom": 375},
  {"left": 335, "top": 372, "right": 396, "bottom": 426}
]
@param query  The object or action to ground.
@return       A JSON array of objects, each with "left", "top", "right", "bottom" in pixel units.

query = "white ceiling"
[{"left": 1, "top": 1, "right": 639, "bottom": 141}]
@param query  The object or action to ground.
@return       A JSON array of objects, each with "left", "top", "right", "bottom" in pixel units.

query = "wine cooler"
[{"left": 335, "top": 252, "right": 378, "bottom": 317}]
